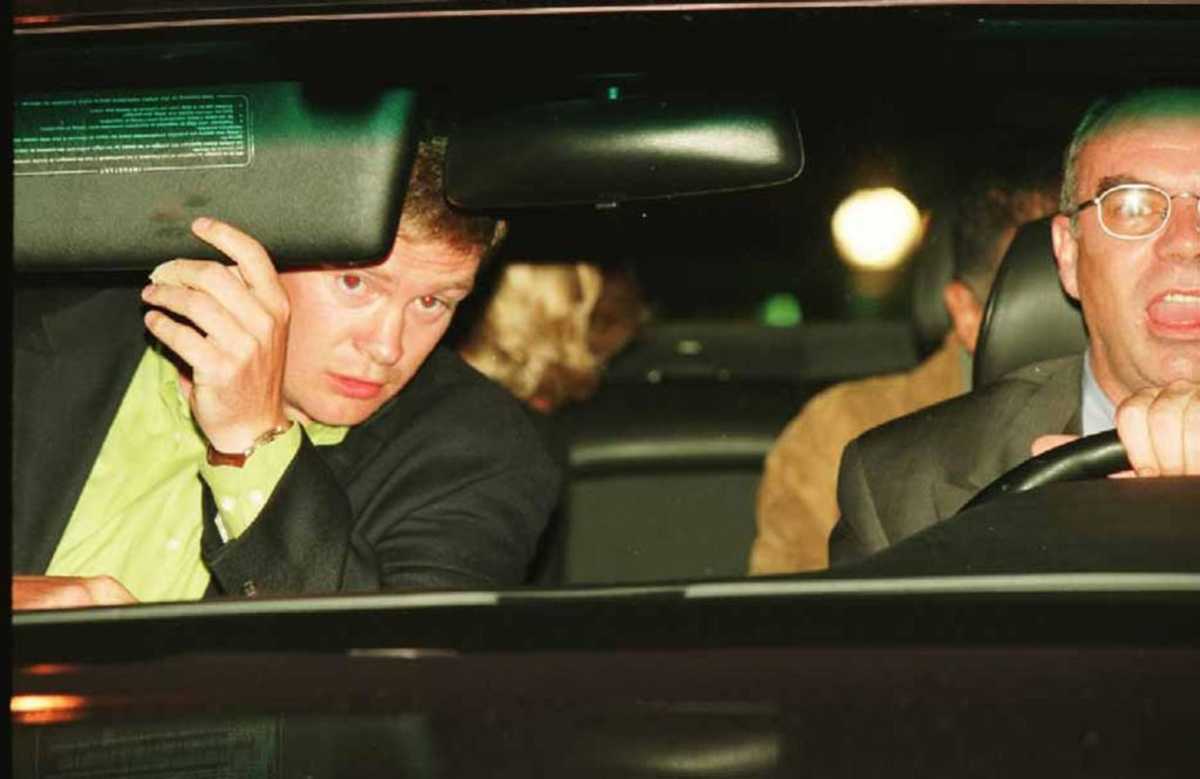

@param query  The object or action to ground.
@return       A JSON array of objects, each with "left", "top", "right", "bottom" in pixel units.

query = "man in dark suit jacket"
[
  {"left": 833, "top": 87, "right": 1200, "bottom": 563},
  {"left": 13, "top": 138, "right": 561, "bottom": 608}
]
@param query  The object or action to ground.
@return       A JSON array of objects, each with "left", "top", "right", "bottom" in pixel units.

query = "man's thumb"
[{"left": 1030, "top": 434, "right": 1079, "bottom": 457}]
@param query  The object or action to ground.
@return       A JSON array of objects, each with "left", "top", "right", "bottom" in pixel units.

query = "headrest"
[{"left": 972, "top": 217, "right": 1087, "bottom": 387}]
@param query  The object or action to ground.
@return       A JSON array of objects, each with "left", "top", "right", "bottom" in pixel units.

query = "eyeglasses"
[{"left": 1065, "top": 183, "right": 1200, "bottom": 240}]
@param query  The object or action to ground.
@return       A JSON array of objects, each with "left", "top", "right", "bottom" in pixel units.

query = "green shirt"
[{"left": 45, "top": 346, "right": 348, "bottom": 603}]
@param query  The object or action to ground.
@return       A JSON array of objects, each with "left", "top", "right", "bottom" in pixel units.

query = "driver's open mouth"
[{"left": 1147, "top": 289, "right": 1200, "bottom": 336}]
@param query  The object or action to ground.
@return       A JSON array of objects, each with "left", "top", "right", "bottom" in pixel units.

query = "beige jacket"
[{"left": 750, "top": 335, "right": 967, "bottom": 574}]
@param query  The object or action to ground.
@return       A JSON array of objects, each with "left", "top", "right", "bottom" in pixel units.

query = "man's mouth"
[
  {"left": 1147, "top": 290, "right": 1200, "bottom": 336},
  {"left": 328, "top": 373, "right": 385, "bottom": 399}
]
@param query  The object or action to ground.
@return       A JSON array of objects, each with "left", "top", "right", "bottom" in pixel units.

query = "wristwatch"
[{"left": 206, "top": 421, "right": 294, "bottom": 468}]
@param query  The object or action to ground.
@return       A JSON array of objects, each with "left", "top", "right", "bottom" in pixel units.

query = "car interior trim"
[
  {"left": 684, "top": 572, "right": 1200, "bottom": 599},
  {"left": 14, "top": 1, "right": 1082, "bottom": 36}
]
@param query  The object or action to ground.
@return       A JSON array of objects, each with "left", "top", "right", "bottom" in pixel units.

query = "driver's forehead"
[{"left": 1077, "top": 119, "right": 1200, "bottom": 197}]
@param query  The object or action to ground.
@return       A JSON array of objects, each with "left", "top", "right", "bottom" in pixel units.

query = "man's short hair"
[
  {"left": 398, "top": 137, "right": 507, "bottom": 258},
  {"left": 952, "top": 160, "right": 1061, "bottom": 301},
  {"left": 1060, "top": 86, "right": 1200, "bottom": 218}
]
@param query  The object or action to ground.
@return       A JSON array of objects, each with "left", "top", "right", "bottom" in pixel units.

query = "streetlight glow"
[{"left": 831, "top": 187, "right": 924, "bottom": 270}]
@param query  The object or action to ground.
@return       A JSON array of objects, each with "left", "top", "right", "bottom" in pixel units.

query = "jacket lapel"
[
  {"left": 12, "top": 285, "right": 147, "bottom": 573},
  {"left": 936, "top": 355, "right": 1085, "bottom": 513},
  {"left": 931, "top": 479, "right": 977, "bottom": 521}
]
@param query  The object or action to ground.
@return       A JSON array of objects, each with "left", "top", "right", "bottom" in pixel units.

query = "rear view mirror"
[
  {"left": 14, "top": 82, "right": 418, "bottom": 271},
  {"left": 445, "top": 96, "right": 803, "bottom": 210}
]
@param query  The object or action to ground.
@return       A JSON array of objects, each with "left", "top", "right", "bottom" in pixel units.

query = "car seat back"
[
  {"left": 528, "top": 321, "right": 921, "bottom": 585},
  {"left": 528, "top": 381, "right": 794, "bottom": 585},
  {"left": 972, "top": 217, "right": 1087, "bottom": 387}
]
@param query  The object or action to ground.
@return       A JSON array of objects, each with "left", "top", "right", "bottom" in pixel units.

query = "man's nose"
[
  {"left": 1158, "top": 194, "right": 1200, "bottom": 261},
  {"left": 357, "top": 306, "right": 405, "bottom": 366}
]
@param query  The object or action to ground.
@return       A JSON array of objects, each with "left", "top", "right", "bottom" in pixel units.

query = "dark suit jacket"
[
  {"left": 832, "top": 354, "right": 1084, "bottom": 564},
  {"left": 13, "top": 283, "right": 562, "bottom": 596}
]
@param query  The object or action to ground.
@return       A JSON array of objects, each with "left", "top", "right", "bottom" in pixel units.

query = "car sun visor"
[
  {"left": 13, "top": 82, "right": 418, "bottom": 271},
  {"left": 444, "top": 97, "right": 803, "bottom": 210}
]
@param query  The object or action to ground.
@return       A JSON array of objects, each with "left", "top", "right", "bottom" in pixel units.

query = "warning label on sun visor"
[{"left": 14, "top": 93, "right": 252, "bottom": 176}]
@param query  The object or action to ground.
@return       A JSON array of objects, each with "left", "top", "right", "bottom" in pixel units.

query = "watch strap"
[{"left": 206, "top": 421, "right": 294, "bottom": 468}]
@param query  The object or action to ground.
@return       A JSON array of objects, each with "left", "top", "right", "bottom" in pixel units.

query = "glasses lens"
[{"left": 1099, "top": 186, "right": 1170, "bottom": 237}]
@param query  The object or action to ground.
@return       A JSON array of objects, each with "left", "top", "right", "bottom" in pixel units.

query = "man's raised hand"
[{"left": 142, "top": 217, "right": 292, "bottom": 455}]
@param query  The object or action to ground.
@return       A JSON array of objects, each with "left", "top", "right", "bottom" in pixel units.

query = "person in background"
[
  {"left": 458, "top": 261, "right": 648, "bottom": 413},
  {"left": 750, "top": 166, "right": 1059, "bottom": 574}
]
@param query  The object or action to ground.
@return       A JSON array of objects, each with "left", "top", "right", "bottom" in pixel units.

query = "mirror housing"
[{"left": 445, "top": 97, "right": 803, "bottom": 210}]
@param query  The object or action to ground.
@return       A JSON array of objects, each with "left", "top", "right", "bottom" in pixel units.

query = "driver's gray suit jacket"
[
  {"left": 832, "top": 355, "right": 1084, "bottom": 565},
  {"left": 13, "top": 283, "right": 562, "bottom": 597}
]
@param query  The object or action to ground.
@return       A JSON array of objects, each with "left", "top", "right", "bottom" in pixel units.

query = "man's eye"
[
  {"left": 336, "top": 273, "right": 367, "bottom": 294},
  {"left": 416, "top": 295, "right": 447, "bottom": 311},
  {"left": 1119, "top": 195, "right": 1152, "bottom": 216}
]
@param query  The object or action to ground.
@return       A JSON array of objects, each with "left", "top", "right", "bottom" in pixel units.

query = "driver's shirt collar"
[{"left": 1081, "top": 349, "right": 1117, "bottom": 436}]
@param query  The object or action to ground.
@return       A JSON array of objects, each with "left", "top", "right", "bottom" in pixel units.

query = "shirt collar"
[
  {"left": 959, "top": 345, "right": 974, "bottom": 392},
  {"left": 305, "top": 419, "right": 350, "bottom": 446},
  {"left": 1080, "top": 348, "right": 1117, "bottom": 436}
]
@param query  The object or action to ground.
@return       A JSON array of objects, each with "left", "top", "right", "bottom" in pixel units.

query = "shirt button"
[{"left": 165, "top": 538, "right": 182, "bottom": 552}]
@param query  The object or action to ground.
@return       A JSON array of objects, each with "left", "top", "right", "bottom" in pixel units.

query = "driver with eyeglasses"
[{"left": 831, "top": 86, "right": 1200, "bottom": 562}]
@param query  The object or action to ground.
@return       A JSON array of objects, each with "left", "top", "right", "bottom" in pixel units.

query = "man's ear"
[
  {"left": 941, "top": 280, "right": 984, "bottom": 354},
  {"left": 1050, "top": 214, "right": 1081, "bottom": 301}
]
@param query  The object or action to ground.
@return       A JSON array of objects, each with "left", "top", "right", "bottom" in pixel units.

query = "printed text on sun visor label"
[{"left": 13, "top": 93, "right": 252, "bottom": 176}]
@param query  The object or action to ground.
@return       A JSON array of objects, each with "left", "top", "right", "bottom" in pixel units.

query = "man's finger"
[
  {"left": 1183, "top": 390, "right": 1200, "bottom": 475},
  {"left": 144, "top": 310, "right": 225, "bottom": 381},
  {"left": 147, "top": 258, "right": 274, "bottom": 338},
  {"left": 143, "top": 281, "right": 274, "bottom": 350},
  {"left": 1116, "top": 389, "right": 1159, "bottom": 477},
  {"left": 83, "top": 575, "right": 138, "bottom": 605},
  {"left": 190, "top": 217, "right": 288, "bottom": 311},
  {"left": 1030, "top": 434, "right": 1078, "bottom": 457},
  {"left": 151, "top": 258, "right": 245, "bottom": 288},
  {"left": 12, "top": 575, "right": 138, "bottom": 610},
  {"left": 1143, "top": 382, "right": 1194, "bottom": 476}
]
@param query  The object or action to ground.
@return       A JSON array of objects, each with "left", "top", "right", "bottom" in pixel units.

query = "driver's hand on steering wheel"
[{"left": 1032, "top": 380, "right": 1200, "bottom": 477}]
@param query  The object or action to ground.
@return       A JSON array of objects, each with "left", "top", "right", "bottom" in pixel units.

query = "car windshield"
[
  {"left": 11, "top": 1, "right": 1200, "bottom": 613},
  {"left": 13, "top": 3, "right": 1200, "bottom": 775}
]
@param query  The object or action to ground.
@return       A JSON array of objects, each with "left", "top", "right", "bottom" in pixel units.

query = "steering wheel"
[{"left": 958, "top": 430, "right": 1131, "bottom": 513}]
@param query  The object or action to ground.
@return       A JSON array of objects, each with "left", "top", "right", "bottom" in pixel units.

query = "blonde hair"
[{"left": 460, "top": 262, "right": 645, "bottom": 412}]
